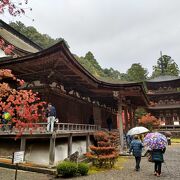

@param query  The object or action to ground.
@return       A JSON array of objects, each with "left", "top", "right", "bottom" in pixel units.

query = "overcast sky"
[{"left": 1, "top": 0, "right": 180, "bottom": 75}]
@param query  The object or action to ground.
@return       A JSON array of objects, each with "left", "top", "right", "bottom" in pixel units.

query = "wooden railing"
[
  {"left": 158, "top": 125, "right": 180, "bottom": 131},
  {"left": 0, "top": 123, "right": 101, "bottom": 134}
]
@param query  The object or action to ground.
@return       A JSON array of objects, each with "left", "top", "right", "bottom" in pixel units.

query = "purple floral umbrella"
[{"left": 143, "top": 132, "right": 167, "bottom": 150}]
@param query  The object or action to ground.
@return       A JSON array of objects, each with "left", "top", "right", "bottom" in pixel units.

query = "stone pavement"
[
  {"left": 0, "top": 144, "right": 180, "bottom": 180},
  {"left": 0, "top": 167, "right": 50, "bottom": 180}
]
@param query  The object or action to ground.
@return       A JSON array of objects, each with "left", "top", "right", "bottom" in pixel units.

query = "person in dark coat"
[
  {"left": 106, "top": 116, "right": 113, "bottom": 131},
  {"left": 129, "top": 135, "right": 144, "bottom": 171},
  {"left": 126, "top": 134, "right": 132, "bottom": 149},
  {"left": 151, "top": 148, "right": 166, "bottom": 177},
  {"left": 88, "top": 115, "right": 95, "bottom": 125}
]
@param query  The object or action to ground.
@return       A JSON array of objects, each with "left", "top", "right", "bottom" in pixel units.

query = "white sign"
[
  {"left": 174, "top": 121, "right": 179, "bottom": 125},
  {"left": 13, "top": 151, "right": 24, "bottom": 164}
]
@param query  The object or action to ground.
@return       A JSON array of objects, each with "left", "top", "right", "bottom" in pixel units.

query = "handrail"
[
  {"left": 158, "top": 125, "right": 180, "bottom": 130},
  {"left": 0, "top": 122, "right": 101, "bottom": 134}
]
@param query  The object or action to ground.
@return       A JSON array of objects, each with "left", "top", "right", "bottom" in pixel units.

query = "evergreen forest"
[{"left": 9, "top": 21, "right": 180, "bottom": 82}]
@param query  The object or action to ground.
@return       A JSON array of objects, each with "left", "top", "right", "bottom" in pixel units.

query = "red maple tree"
[
  {"left": 138, "top": 113, "right": 160, "bottom": 131},
  {"left": 0, "top": 0, "right": 29, "bottom": 16},
  {"left": 0, "top": 1, "right": 46, "bottom": 135},
  {"left": 0, "top": 39, "right": 15, "bottom": 55},
  {"left": 0, "top": 69, "right": 47, "bottom": 135}
]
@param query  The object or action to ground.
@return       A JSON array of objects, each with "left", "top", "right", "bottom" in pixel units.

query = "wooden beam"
[
  {"left": 20, "top": 137, "right": 26, "bottom": 151},
  {"left": 117, "top": 97, "right": 124, "bottom": 152},
  {"left": 49, "top": 133, "right": 56, "bottom": 165},
  {"left": 124, "top": 106, "right": 129, "bottom": 132},
  {"left": 68, "top": 134, "right": 72, "bottom": 156},
  {"left": 86, "top": 133, "right": 90, "bottom": 152}
]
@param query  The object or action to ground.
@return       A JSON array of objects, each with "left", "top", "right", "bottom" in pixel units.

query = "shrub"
[
  {"left": 78, "top": 162, "right": 89, "bottom": 176},
  {"left": 85, "top": 131, "right": 119, "bottom": 168},
  {"left": 57, "top": 161, "right": 78, "bottom": 177}
]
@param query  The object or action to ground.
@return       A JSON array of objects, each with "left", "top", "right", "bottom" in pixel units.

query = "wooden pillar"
[
  {"left": 118, "top": 98, "right": 124, "bottom": 152},
  {"left": 132, "top": 107, "right": 136, "bottom": 127},
  {"left": 128, "top": 106, "right": 134, "bottom": 128},
  {"left": 113, "top": 91, "right": 124, "bottom": 152},
  {"left": 20, "top": 137, "right": 26, "bottom": 160},
  {"left": 124, "top": 106, "right": 129, "bottom": 132},
  {"left": 68, "top": 133, "right": 72, "bottom": 156},
  {"left": 86, "top": 133, "right": 90, "bottom": 152},
  {"left": 49, "top": 133, "right": 56, "bottom": 165},
  {"left": 20, "top": 137, "right": 26, "bottom": 151}
]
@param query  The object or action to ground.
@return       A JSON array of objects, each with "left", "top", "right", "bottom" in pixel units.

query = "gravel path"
[
  {"left": 0, "top": 144, "right": 180, "bottom": 180},
  {"left": 56, "top": 144, "right": 180, "bottom": 180}
]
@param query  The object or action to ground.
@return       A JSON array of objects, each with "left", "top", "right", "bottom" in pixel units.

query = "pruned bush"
[
  {"left": 85, "top": 131, "right": 119, "bottom": 168},
  {"left": 57, "top": 161, "right": 78, "bottom": 177},
  {"left": 78, "top": 162, "right": 89, "bottom": 176}
]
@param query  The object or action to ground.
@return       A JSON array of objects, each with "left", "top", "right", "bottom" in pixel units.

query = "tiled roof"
[{"left": 146, "top": 75, "right": 180, "bottom": 82}]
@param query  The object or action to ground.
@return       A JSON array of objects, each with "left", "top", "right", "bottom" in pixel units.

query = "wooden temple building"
[
  {"left": 146, "top": 75, "right": 180, "bottom": 126},
  {"left": 0, "top": 20, "right": 149, "bottom": 165},
  {"left": 0, "top": 20, "right": 149, "bottom": 132},
  {"left": 0, "top": 40, "right": 149, "bottom": 130}
]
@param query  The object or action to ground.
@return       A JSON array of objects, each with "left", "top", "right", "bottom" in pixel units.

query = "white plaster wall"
[
  {"left": 0, "top": 138, "right": 91, "bottom": 165},
  {"left": 25, "top": 143, "right": 49, "bottom": 165},
  {"left": 25, "top": 140, "right": 89, "bottom": 165}
]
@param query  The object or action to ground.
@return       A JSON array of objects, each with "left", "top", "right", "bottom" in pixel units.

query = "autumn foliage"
[
  {"left": 0, "top": 0, "right": 29, "bottom": 16},
  {"left": 0, "top": 69, "right": 46, "bottom": 135},
  {"left": 85, "top": 131, "right": 119, "bottom": 168},
  {"left": 138, "top": 113, "right": 160, "bottom": 131},
  {"left": 0, "top": 1, "right": 31, "bottom": 55},
  {"left": 0, "top": 39, "right": 15, "bottom": 55}
]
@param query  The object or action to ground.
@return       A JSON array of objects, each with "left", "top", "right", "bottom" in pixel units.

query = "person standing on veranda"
[{"left": 47, "top": 103, "right": 56, "bottom": 132}]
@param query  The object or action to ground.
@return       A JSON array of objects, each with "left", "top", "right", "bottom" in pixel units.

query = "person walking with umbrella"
[
  {"left": 129, "top": 135, "right": 144, "bottom": 171},
  {"left": 151, "top": 148, "right": 166, "bottom": 177},
  {"left": 144, "top": 132, "right": 167, "bottom": 177}
]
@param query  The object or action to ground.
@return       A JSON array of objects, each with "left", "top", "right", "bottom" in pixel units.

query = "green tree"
[
  {"left": 125, "top": 63, "right": 148, "bottom": 82},
  {"left": 135, "top": 107, "right": 147, "bottom": 124},
  {"left": 119, "top": 73, "right": 129, "bottom": 81},
  {"left": 76, "top": 52, "right": 124, "bottom": 80},
  {"left": 151, "top": 55, "right": 179, "bottom": 78},
  {"left": 103, "top": 68, "right": 121, "bottom": 79},
  {"left": 76, "top": 52, "right": 106, "bottom": 77},
  {"left": 85, "top": 52, "right": 104, "bottom": 74},
  {"left": 9, "top": 21, "right": 64, "bottom": 49}
]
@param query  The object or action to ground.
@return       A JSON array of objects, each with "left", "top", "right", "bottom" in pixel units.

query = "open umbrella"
[
  {"left": 143, "top": 132, "right": 167, "bottom": 150},
  {"left": 163, "top": 131, "right": 172, "bottom": 137},
  {"left": 127, "top": 126, "right": 149, "bottom": 136}
]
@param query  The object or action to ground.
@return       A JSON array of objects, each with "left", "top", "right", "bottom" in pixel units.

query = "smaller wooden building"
[{"left": 146, "top": 75, "right": 180, "bottom": 125}]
